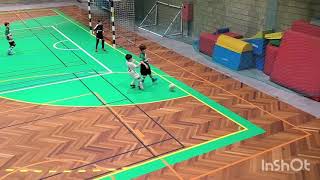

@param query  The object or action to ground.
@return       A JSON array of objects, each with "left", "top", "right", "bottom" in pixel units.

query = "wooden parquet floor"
[{"left": 0, "top": 7, "right": 319, "bottom": 180}]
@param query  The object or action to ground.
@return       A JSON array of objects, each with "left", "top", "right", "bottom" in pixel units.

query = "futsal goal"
[
  {"left": 87, "top": 0, "right": 136, "bottom": 47},
  {"left": 139, "top": 1, "right": 183, "bottom": 37}
]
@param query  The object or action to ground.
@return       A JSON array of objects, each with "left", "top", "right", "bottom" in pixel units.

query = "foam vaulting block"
[
  {"left": 213, "top": 45, "right": 254, "bottom": 70},
  {"left": 270, "top": 30, "right": 320, "bottom": 99},
  {"left": 216, "top": 35, "right": 252, "bottom": 53}
]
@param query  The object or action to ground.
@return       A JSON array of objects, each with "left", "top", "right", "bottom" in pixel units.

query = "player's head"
[
  {"left": 98, "top": 20, "right": 102, "bottom": 25},
  {"left": 139, "top": 44, "right": 146, "bottom": 52},
  {"left": 4, "top": 22, "right": 10, "bottom": 27},
  {"left": 125, "top": 54, "right": 133, "bottom": 62}
]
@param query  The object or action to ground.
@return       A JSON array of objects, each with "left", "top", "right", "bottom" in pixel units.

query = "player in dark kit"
[
  {"left": 139, "top": 44, "right": 157, "bottom": 83},
  {"left": 4, "top": 22, "right": 16, "bottom": 55},
  {"left": 93, "top": 20, "right": 105, "bottom": 52}
]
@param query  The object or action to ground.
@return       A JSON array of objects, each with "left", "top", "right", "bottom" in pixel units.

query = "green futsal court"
[{"left": 0, "top": 10, "right": 264, "bottom": 179}]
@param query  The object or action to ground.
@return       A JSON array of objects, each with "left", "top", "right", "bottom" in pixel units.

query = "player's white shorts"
[{"left": 129, "top": 72, "right": 140, "bottom": 79}]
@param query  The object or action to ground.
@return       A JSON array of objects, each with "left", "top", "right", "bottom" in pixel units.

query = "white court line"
[
  {"left": 53, "top": 40, "right": 80, "bottom": 51},
  {"left": 51, "top": 26, "right": 112, "bottom": 73},
  {"left": 0, "top": 72, "right": 111, "bottom": 96},
  {"left": 11, "top": 25, "right": 52, "bottom": 32}
]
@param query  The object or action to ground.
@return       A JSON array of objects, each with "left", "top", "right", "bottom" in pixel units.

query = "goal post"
[{"left": 139, "top": 1, "right": 183, "bottom": 37}]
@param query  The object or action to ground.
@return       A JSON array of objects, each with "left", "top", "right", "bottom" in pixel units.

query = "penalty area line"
[
  {"left": 51, "top": 26, "right": 112, "bottom": 73},
  {"left": 53, "top": 40, "right": 80, "bottom": 51}
]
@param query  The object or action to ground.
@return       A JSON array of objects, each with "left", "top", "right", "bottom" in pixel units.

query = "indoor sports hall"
[{"left": 0, "top": 0, "right": 319, "bottom": 180}]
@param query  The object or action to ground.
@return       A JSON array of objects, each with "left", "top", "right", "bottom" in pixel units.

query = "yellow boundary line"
[
  {"left": 100, "top": 129, "right": 247, "bottom": 179},
  {"left": 0, "top": 93, "right": 92, "bottom": 115},
  {"left": 0, "top": 158, "right": 114, "bottom": 180},
  {"left": 0, "top": 94, "right": 190, "bottom": 109}
]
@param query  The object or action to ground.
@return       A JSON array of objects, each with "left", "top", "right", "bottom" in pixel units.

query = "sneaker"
[
  {"left": 130, "top": 84, "right": 136, "bottom": 88},
  {"left": 152, "top": 78, "right": 158, "bottom": 83},
  {"left": 95, "top": 49, "right": 98, "bottom": 52},
  {"left": 102, "top": 48, "right": 106, "bottom": 51},
  {"left": 8, "top": 50, "right": 14, "bottom": 55},
  {"left": 138, "top": 83, "right": 144, "bottom": 90}
]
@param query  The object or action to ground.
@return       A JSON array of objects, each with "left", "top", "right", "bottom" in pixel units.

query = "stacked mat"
[
  {"left": 213, "top": 35, "right": 254, "bottom": 70},
  {"left": 244, "top": 31, "right": 275, "bottom": 71},
  {"left": 199, "top": 28, "right": 243, "bottom": 57},
  {"left": 270, "top": 30, "right": 320, "bottom": 100}
]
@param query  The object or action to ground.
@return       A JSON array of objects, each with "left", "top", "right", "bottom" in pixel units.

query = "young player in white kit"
[{"left": 125, "top": 54, "right": 144, "bottom": 90}]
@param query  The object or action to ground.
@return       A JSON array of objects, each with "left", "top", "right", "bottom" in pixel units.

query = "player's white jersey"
[
  {"left": 126, "top": 61, "right": 140, "bottom": 79},
  {"left": 126, "top": 61, "right": 139, "bottom": 72}
]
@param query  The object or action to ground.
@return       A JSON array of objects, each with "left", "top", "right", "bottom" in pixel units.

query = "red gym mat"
[
  {"left": 264, "top": 44, "right": 279, "bottom": 75},
  {"left": 199, "top": 32, "right": 219, "bottom": 56},
  {"left": 292, "top": 20, "right": 320, "bottom": 37},
  {"left": 270, "top": 30, "right": 320, "bottom": 100}
]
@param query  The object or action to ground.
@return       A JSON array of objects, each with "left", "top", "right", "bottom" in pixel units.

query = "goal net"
[
  {"left": 88, "top": 0, "right": 136, "bottom": 46},
  {"left": 139, "top": 1, "right": 183, "bottom": 37}
]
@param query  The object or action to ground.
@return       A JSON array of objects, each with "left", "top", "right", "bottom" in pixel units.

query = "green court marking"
[{"left": 0, "top": 10, "right": 265, "bottom": 179}]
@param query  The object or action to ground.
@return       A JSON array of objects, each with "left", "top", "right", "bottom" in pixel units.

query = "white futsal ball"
[{"left": 169, "top": 84, "right": 176, "bottom": 91}]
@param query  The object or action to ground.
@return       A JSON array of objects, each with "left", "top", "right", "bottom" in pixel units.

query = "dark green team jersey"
[
  {"left": 5, "top": 27, "right": 11, "bottom": 40},
  {"left": 139, "top": 53, "right": 149, "bottom": 63}
]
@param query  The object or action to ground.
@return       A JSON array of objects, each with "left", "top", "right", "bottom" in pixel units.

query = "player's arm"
[
  {"left": 145, "top": 53, "right": 151, "bottom": 62},
  {"left": 134, "top": 61, "right": 142, "bottom": 68},
  {"left": 93, "top": 25, "right": 98, "bottom": 35}
]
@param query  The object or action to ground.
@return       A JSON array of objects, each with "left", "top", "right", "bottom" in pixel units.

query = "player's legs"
[
  {"left": 130, "top": 78, "right": 143, "bottom": 90},
  {"left": 101, "top": 39, "right": 105, "bottom": 51},
  {"left": 141, "top": 75, "right": 147, "bottom": 83},
  {"left": 138, "top": 77, "right": 144, "bottom": 90},
  {"left": 130, "top": 72, "right": 144, "bottom": 90},
  {"left": 149, "top": 74, "right": 157, "bottom": 82},
  {"left": 95, "top": 38, "right": 99, "bottom": 52},
  {"left": 130, "top": 78, "right": 136, "bottom": 88},
  {"left": 8, "top": 41, "right": 16, "bottom": 55},
  {"left": 8, "top": 47, "right": 14, "bottom": 55}
]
